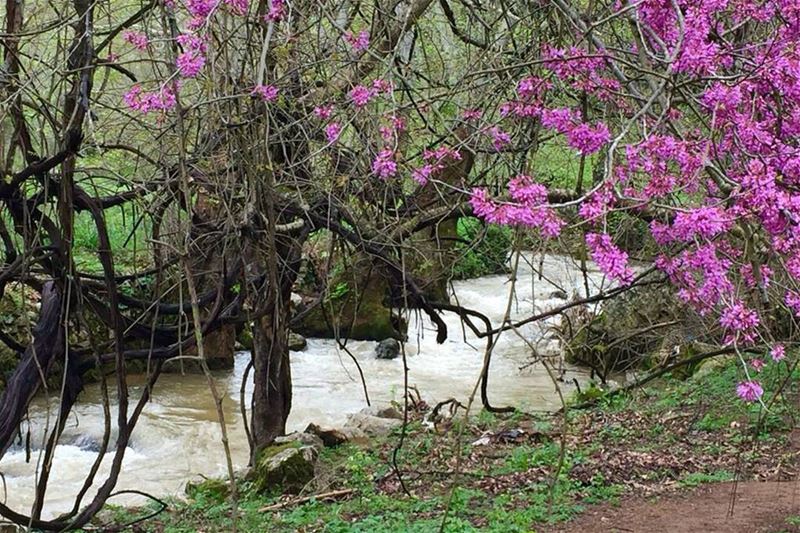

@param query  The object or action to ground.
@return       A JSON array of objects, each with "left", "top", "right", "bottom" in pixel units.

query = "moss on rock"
[
  {"left": 185, "top": 477, "right": 230, "bottom": 503},
  {"left": 251, "top": 440, "right": 316, "bottom": 494}
]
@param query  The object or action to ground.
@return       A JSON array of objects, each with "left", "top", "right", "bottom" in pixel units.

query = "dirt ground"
[{"left": 548, "top": 481, "right": 800, "bottom": 533}]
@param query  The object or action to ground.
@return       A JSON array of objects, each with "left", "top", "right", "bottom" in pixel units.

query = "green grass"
[{"left": 678, "top": 470, "right": 735, "bottom": 488}]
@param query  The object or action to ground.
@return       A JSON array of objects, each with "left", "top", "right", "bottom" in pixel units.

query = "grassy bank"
[{"left": 96, "top": 357, "right": 799, "bottom": 532}]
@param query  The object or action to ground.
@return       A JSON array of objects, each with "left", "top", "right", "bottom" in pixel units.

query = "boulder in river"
[
  {"left": 288, "top": 332, "right": 307, "bottom": 351},
  {"left": 375, "top": 338, "right": 400, "bottom": 360},
  {"left": 251, "top": 432, "right": 323, "bottom": 494}
]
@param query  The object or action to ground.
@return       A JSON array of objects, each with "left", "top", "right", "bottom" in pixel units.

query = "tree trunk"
[
  {"left": 250, "top": 299, "right": 292, "bottom": 459},
  {"left": 249, "top": 229, "right": 305, "bottom": 459}
]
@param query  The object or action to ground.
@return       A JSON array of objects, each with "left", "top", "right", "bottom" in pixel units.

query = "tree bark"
[
  {"left": 0, "top": 282, "right": 64, "bottom": 459},
  {"left": 250, "top": 298, "right": 292, "bottom": 459}
]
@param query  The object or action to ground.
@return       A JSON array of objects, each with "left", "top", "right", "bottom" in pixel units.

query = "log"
[
  {"left": 0, "top": 281, "right": 64, "bottom": 458},
  {"left": 258, "top": 489, "right": 355, "bottom": 512}
]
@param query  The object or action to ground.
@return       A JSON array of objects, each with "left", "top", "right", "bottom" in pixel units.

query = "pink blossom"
[
  {"left": 579, "top": 186, "right": 615, "bottom": 222},
  {"left": 771, "top": 344, "right": 786, "bottom": 362},
  {"left": 469, "top": 176, "right": 565, "bottom": 237},
  {"left": 541, "top": 108, "right": 578, "bottom": 131},
  {"left": 489, "top": 126, "right": 511, "bottom": 151},
  {"left": 176, "top": 34, "right": 207, "bottom": 78},
  {"left": 751, "top": 358, "right": 765, "bottom": 372},
  {"left": 566, "top": 122, "right": 610, "bottom": 155},
  {"left": 325, "top": 122, "right": 342, "bottom": 143},
  {"left": 371, "top": 79, "right": 393, "bottom": 95},
  {"left": 122, "top": 30, "right": 149, "bottom": 50},
  {"left": 186, "top": 0, "right": 219, "bottom": 18},
  {"left": 412, "top": 164, "right": 436, "bottom": 185},
  {"left": 741, "top": 264, "right": 772, "bottom": 289},
  {"left": 252, "top": 84, "right": 279, "bottom": 102},
  {"left": 349, "top": 85, "right": 374, "bottom": 107},
  {"left": 736, "top": 380, "right": 763, "bottom": 402},
  {"left": 720, "top": 300, "right": 760, "bottom": 343},
  {"left": 314, "top": 105, "right": 333, "bottom": 119},
  {"left": 176, "top": 51, "right": 205, "bottom": 77},
  {"left": 266, "top": 0, "right": 284, "bottom": 21},
  {"left": 411, "top": 146, "right": 461, "bottom": 185},
  {"left": 344, "top": 30, "right": 370, "bottom": 51},
  {"left": 372, "top": 149, "right": 397, "bottom": 179},
  {"left": 585, "top": 233, "right": 635, "bottom": 285},
  {"left": 390, "top": 115, "right": 406, "bottom": 131},
  {"left": 516, "top": 76, "right": 549, "bottom": 100},
  {"left": 123, "top": 85, "right": 177, "bottom": 114},
  {"left": 786, "top": 291, "right": 800, "bottom": 317}
]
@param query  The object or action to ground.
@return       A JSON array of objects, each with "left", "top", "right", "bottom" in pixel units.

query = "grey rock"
[
  {"left": 274, "top": 431, "right": 324, "bottom": 453},
  {"left": 252, "top": 432, "right": 323, "bottom": 494},
  {"left": 288, "top": 332, "right": 307, "bottom": 351},
  {"left": 548, "top": 289, "right": 569, "bottom": 300},
  {"left": 375, "top": 338, "right": 400, "bottom": 359},
  {"left": 343, "top": 406, "right": 403, "bottom": 437}
]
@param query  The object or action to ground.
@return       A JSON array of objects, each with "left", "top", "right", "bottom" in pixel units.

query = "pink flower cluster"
[
  {"left": 344, "top": 30, "right": 370, "bottom": 52},
  {"left": 122, "top": 30, "right": 149, "bottom": 50},
  {"left": 585, "top": 233, "right": 635, "bottom": 285},
  {"left": 349, "top": 79, "right": 392, "bottom": 108},
  {"left": 736, "top": 380, "right": 763, "bottom": 403},
  {"left": 578, "top": 186, "right": 615, "bottom": 223},
  {"left": 540, "top": 108, "right": 610, "bottom": 155},
  {"left": 470, "top": 175, "right": 564, "bottom": 237},
  {"left": 371, "top": 149, "right": 397, "bottom": 179},
  {"left": 186, "top": 0, "right": 219, "bottom": 19},
  {"left": 176, "top": 34, "right": 207, "bottom": 78},
  {"left": 325, "top": 123, "right": 342, "bottom": 143},
  {"left": 656, "top": 243, "right": 733, "bottom": 315},
  {"left": 314, "top": 105, "right": 333, "bottom": 119},
  {"left": 252, "top": 84, "right": 279, "bottom": 102},
  {"left": 650, "top": 206, "right": 732, "bottom": 245},
  {"left": 266, "top": 0, "right": 284, "bottom": 21},
  {"left": 411, "top": 146, "right": 461, "bottom": 185},
  {"left": 123, "top": 84, "right": 177, "bottom": 114},
  {"left": 379, "top": 115, "right": 406, "bottom": 141},
  {"left": 489, "top": 126, "right": 511, "bottom": 151},
  {"left": 719, "top": 300, "right": 760, "bottom": 344}
]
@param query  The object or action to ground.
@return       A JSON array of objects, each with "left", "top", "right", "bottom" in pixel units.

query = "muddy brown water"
[{"left": 1, "top": 254, "right": 612, "bottom": 518}]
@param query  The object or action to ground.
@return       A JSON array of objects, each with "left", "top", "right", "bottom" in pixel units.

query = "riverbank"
[{"left": 94, "top": 356, "right": 800, "bottom": 532}]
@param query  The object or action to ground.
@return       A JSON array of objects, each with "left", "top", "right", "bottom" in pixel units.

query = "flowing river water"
[{"left": 1, "top": 254, "right": 610, "bottom": 519}]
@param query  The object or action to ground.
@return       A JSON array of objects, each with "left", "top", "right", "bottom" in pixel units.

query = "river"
[{"left": 1, "top": 254, "right": 609, "bottom": 518}]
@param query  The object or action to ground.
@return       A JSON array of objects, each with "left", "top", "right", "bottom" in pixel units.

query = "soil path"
[{"left": 548, "top": 481, "right": 800, "bottom": 533}]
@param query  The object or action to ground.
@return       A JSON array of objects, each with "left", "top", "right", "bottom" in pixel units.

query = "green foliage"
[
  {"left": 451, "top": 217, "right": 512, "bottom": 280},
  {"left": 494, "top": 442, "right": 561, "bottom": 475},
  {"left": 678, "top": 470, "right": 734, "bottom": 488},
  {"left": 328, "top": 281, "right": 350, "bottom": 301}
]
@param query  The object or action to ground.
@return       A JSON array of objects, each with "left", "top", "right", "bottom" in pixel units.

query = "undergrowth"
[{"left": 94, "top": 356, "right": 799, "bottom": 532}]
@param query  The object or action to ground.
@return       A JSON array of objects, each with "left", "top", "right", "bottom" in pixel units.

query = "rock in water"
[
  {"left": 288, "top": 332, "right": 307, "bottom": 351},
  {"left": 375, "top": 338, "right": 400, "bottom": 359},
  {"left": 251, "top": 432, "right": 323, "bottom": 494}
]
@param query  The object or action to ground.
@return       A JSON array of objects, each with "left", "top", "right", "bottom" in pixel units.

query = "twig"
[{"left": 258, "top": 489, "right": 355, "bottom": 512}]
